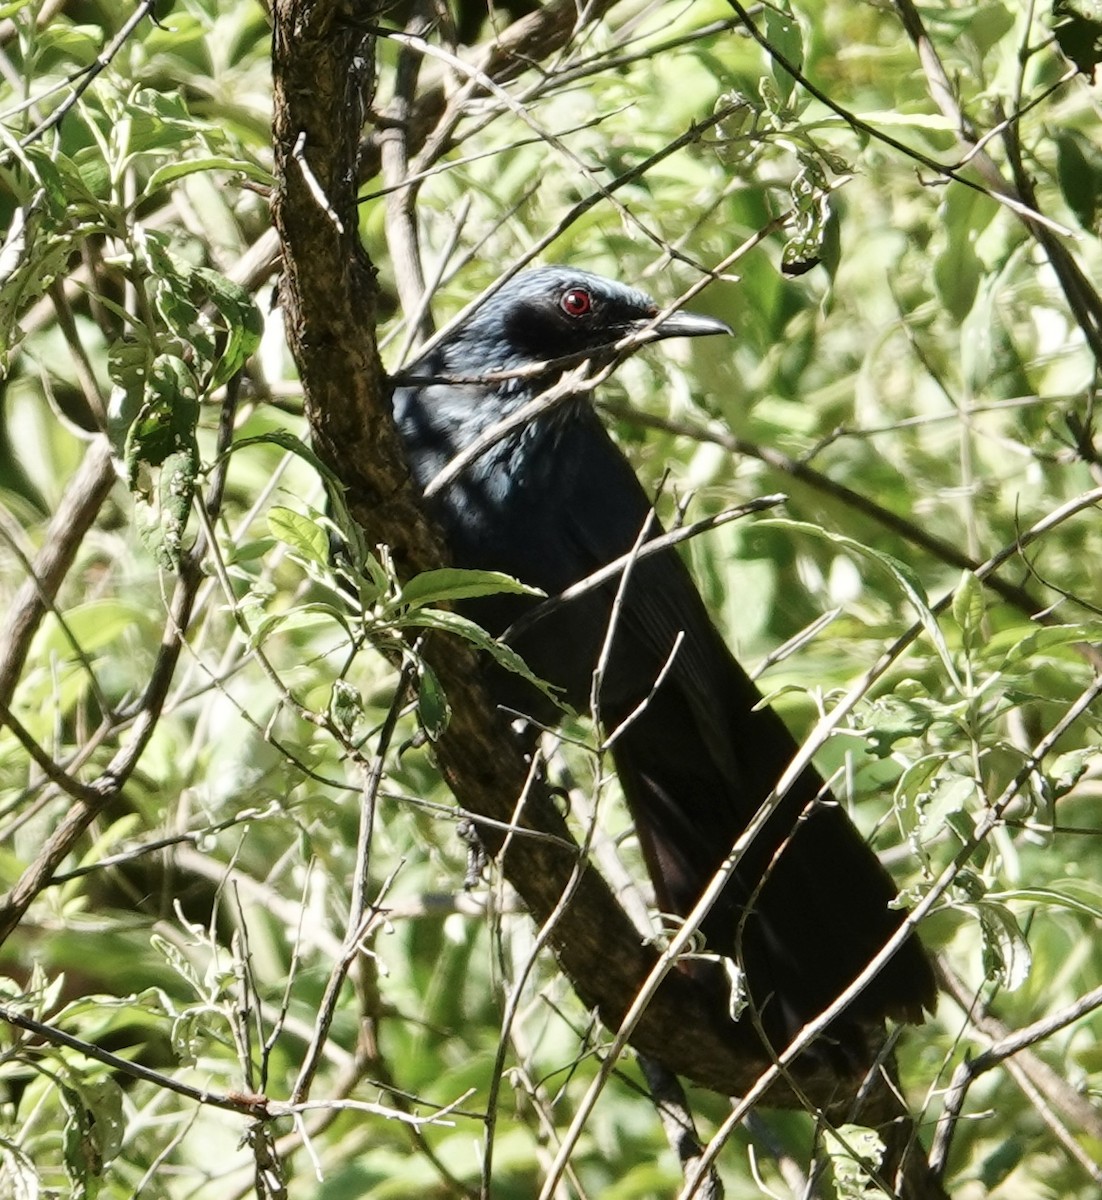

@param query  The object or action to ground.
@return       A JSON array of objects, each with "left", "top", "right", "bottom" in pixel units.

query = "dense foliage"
[{"left": 2, "top": 1, "right": 1102, "bottom": 1196}]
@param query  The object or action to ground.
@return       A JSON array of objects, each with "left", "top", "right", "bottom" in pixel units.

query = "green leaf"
[
  {"left": 226, "top": 430, "right": 346, "bottom": 493},
  {"left": 417, "top": 662, "right": 451, "bottom": 739},
  {"left": 106, "top": 335, "right": 154, "bottom": 446},
  {"left": 39, "top": 22, "right": 104, "bottom": 62},
  {"left": 0, "top": 1143, "right": 37, "bottom": 1199},
  {"left": 329, "top": 678, "right": 364, "bottom": 738},
  {"left": 1046, "top": 748, "right": 1094, "bottom": 797},
  {"left": 247, "top": 601, "right": 351, "bottom": 649},
  {"left": 976, "top": 897, "right": 1033, "bottom": 991},
  {"left": 65, "top": 147, "right": 113, "bottom": 206},
  {"left": 118, "top": 87, "right": 199, "bottom": 157},
  {"left": 124, "top": 361, "right": 199, "bottom": 486},
  {"left": 951, "top": 570, "right": 984, "bottom": 649},
  {"left": 764, "top": 2, "right": 802, "bottom": 107},
  {"left": 924, "top": 774, "right": 980, "bottom": 842},
  {"left": 969, "top": 3, "right": 1016, "bottom": 57},
  {"left": 61, "top": 1073, "right": 124, "bottom": 1197},
  {"left": 402, "top": 608, "right": 563, "bottom": 709},
  {"left": 194, "top": 267, "right": 263, "bottom": 387},
  {"left": 1001, "top": 622, "right": 1102, "bottom": 665},
  {"left": 224, "top": 536, "right": 276, "bottom": 564},
  {"left": 934, "top": 231, "right": 981, "bottom": 323},
  {"left": 822, "top": 1123, "right": 885, "bottom": 1200},
  {"left": 894, "top": 752, "right": 952, "bottom": 808},
  {"left": 143, "top": 155, "right": 274, "bottom": 197},
  {"left": 1056, "top": 132, "right": 1101, "bottom": 231},
  {"left": 712, "top": 92, "right": 759, "bottom": 165},
  {"left": 840, "top": 111, "right": 957, "bottom": 131},
  {"left": 756, "top": 518, "right": 962, "bottom": 689},
  {"left": 781, "top": 154, "right": 831, "bottom": 276},
  {"left": 978, "top": 1138, "right": 1025, "bottom": 1191},
  {"left": 123, "top": 355, "right": 200, "bottom": 571},
  {"left": 155, "top": 447, "right": 198, "bottom": 570},
  {"left": 989, "top": 883, "right": 1102, "bottom": 923},
  {"left": 33, "top": 600, "right": 142, "bottom": 660},
  {"left": 267, "top": 505, "right": 330, "bottom": 567},
  {"left": 0, "top": 193, "right": 73, "bottom": 368},
  {"left": 398, "top": 567, "right": 543, "bottom": 609}
]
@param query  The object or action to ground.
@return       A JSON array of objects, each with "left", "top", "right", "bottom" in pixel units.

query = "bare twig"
[
  {"left": 640, "top": 1055, "right": 725, "bottom": 1200},
  {"left": 380, "top": 5, "right": 433, "bottom": 347},
  {"left": 289, "top": 662, "right": 414, "bottom": 1105},
  {"left": 0, "top": 1002, "right": 270, "bottom": 1118},
  {"left": 503, "top": 494, "right": 786, "bottom": 644}
]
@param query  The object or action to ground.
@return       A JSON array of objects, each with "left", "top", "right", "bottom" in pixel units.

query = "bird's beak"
[{"left": 638, "top": 308, "right": 732, "bottom": 342}]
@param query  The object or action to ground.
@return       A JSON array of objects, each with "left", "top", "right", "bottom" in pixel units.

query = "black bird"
[{"left": 392, "top": 266, "right": 936, "bottom": 1058}]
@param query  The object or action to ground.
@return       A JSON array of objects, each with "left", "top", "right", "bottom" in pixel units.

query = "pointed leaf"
[
  {"left": 267, "top": 506, "right": 330, "bottom": 567},
  {"left": 401, "top": 608, "right": 563, "bottom": 708},
  {"left": 398, "top": 567, "right": 543, "bottom": 610}
]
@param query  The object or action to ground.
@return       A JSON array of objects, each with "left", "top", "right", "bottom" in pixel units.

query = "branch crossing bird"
[{"left": 391, "top": 266, "right": 937, "bottom": 1060}]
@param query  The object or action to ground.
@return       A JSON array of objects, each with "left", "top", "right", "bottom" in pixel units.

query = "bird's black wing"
[{"left": 537, "top": 412, "right": 935, "bottom": 1047}]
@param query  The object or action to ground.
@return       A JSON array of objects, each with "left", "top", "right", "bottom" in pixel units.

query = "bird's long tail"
[{"left": 607, "top": 678, "right": 935, "bottom": 1057}]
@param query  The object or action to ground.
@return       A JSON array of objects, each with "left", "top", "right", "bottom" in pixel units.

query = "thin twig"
[
  {"left": 381, "top": 5, "right": 433, "bottom": 347},
  {"left": 640, "top": 1055, "right": 726, "bottom": 1200},
  {"left": 286, "top": 657, "right": 415, "bottom": 1104},
  {"left": 503, "top": 495, "right": 786, "bottom": 644},
  {"left": 289, "top": 661, "right": 414, "bottom": 1105},
  {"left": 0, "top": 1002, "right": 270, "bottom": 1118},
  {"left": 931, "top": 964, "right": 1102, "bottom": 1173}
]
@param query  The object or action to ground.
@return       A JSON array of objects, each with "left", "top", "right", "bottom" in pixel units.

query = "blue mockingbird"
[{"left": 392, "top": 266, "right": 936, "bottom": 1056}]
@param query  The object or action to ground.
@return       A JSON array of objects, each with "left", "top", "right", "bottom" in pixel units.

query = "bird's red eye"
[{"left": 560, "top": 288, "right": 592, "bottom": 317}]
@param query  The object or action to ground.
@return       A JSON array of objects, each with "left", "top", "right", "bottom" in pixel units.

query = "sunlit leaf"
[{"left": 398, "top": 567, "right": 543, "bottom": 609}]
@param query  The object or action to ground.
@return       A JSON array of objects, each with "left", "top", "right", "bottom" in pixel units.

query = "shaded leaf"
[
  {"left": 951, "top": 569, "right": 984, "bottom": 650},
  {"left": 764, "top": 2, "right": 802, "bottom": 107},
  {"left": 417, "top": 662, "right": 450, "bottom": 738},
  {"left": 402, "top": 607, "right": 563, "bottom": 709},
  {"left": 1053, "top": 0, "right": 1102, "bottom": 77}
]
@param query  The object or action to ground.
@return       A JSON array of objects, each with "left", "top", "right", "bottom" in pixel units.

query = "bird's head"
[{"left": 435, "top": 266, "right": 731, "bottom": 378}]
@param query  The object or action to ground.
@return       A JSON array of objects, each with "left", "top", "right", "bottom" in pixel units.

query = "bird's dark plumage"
[{"left": 393, "top": 266, "right": 936, "bottom": 1058}]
